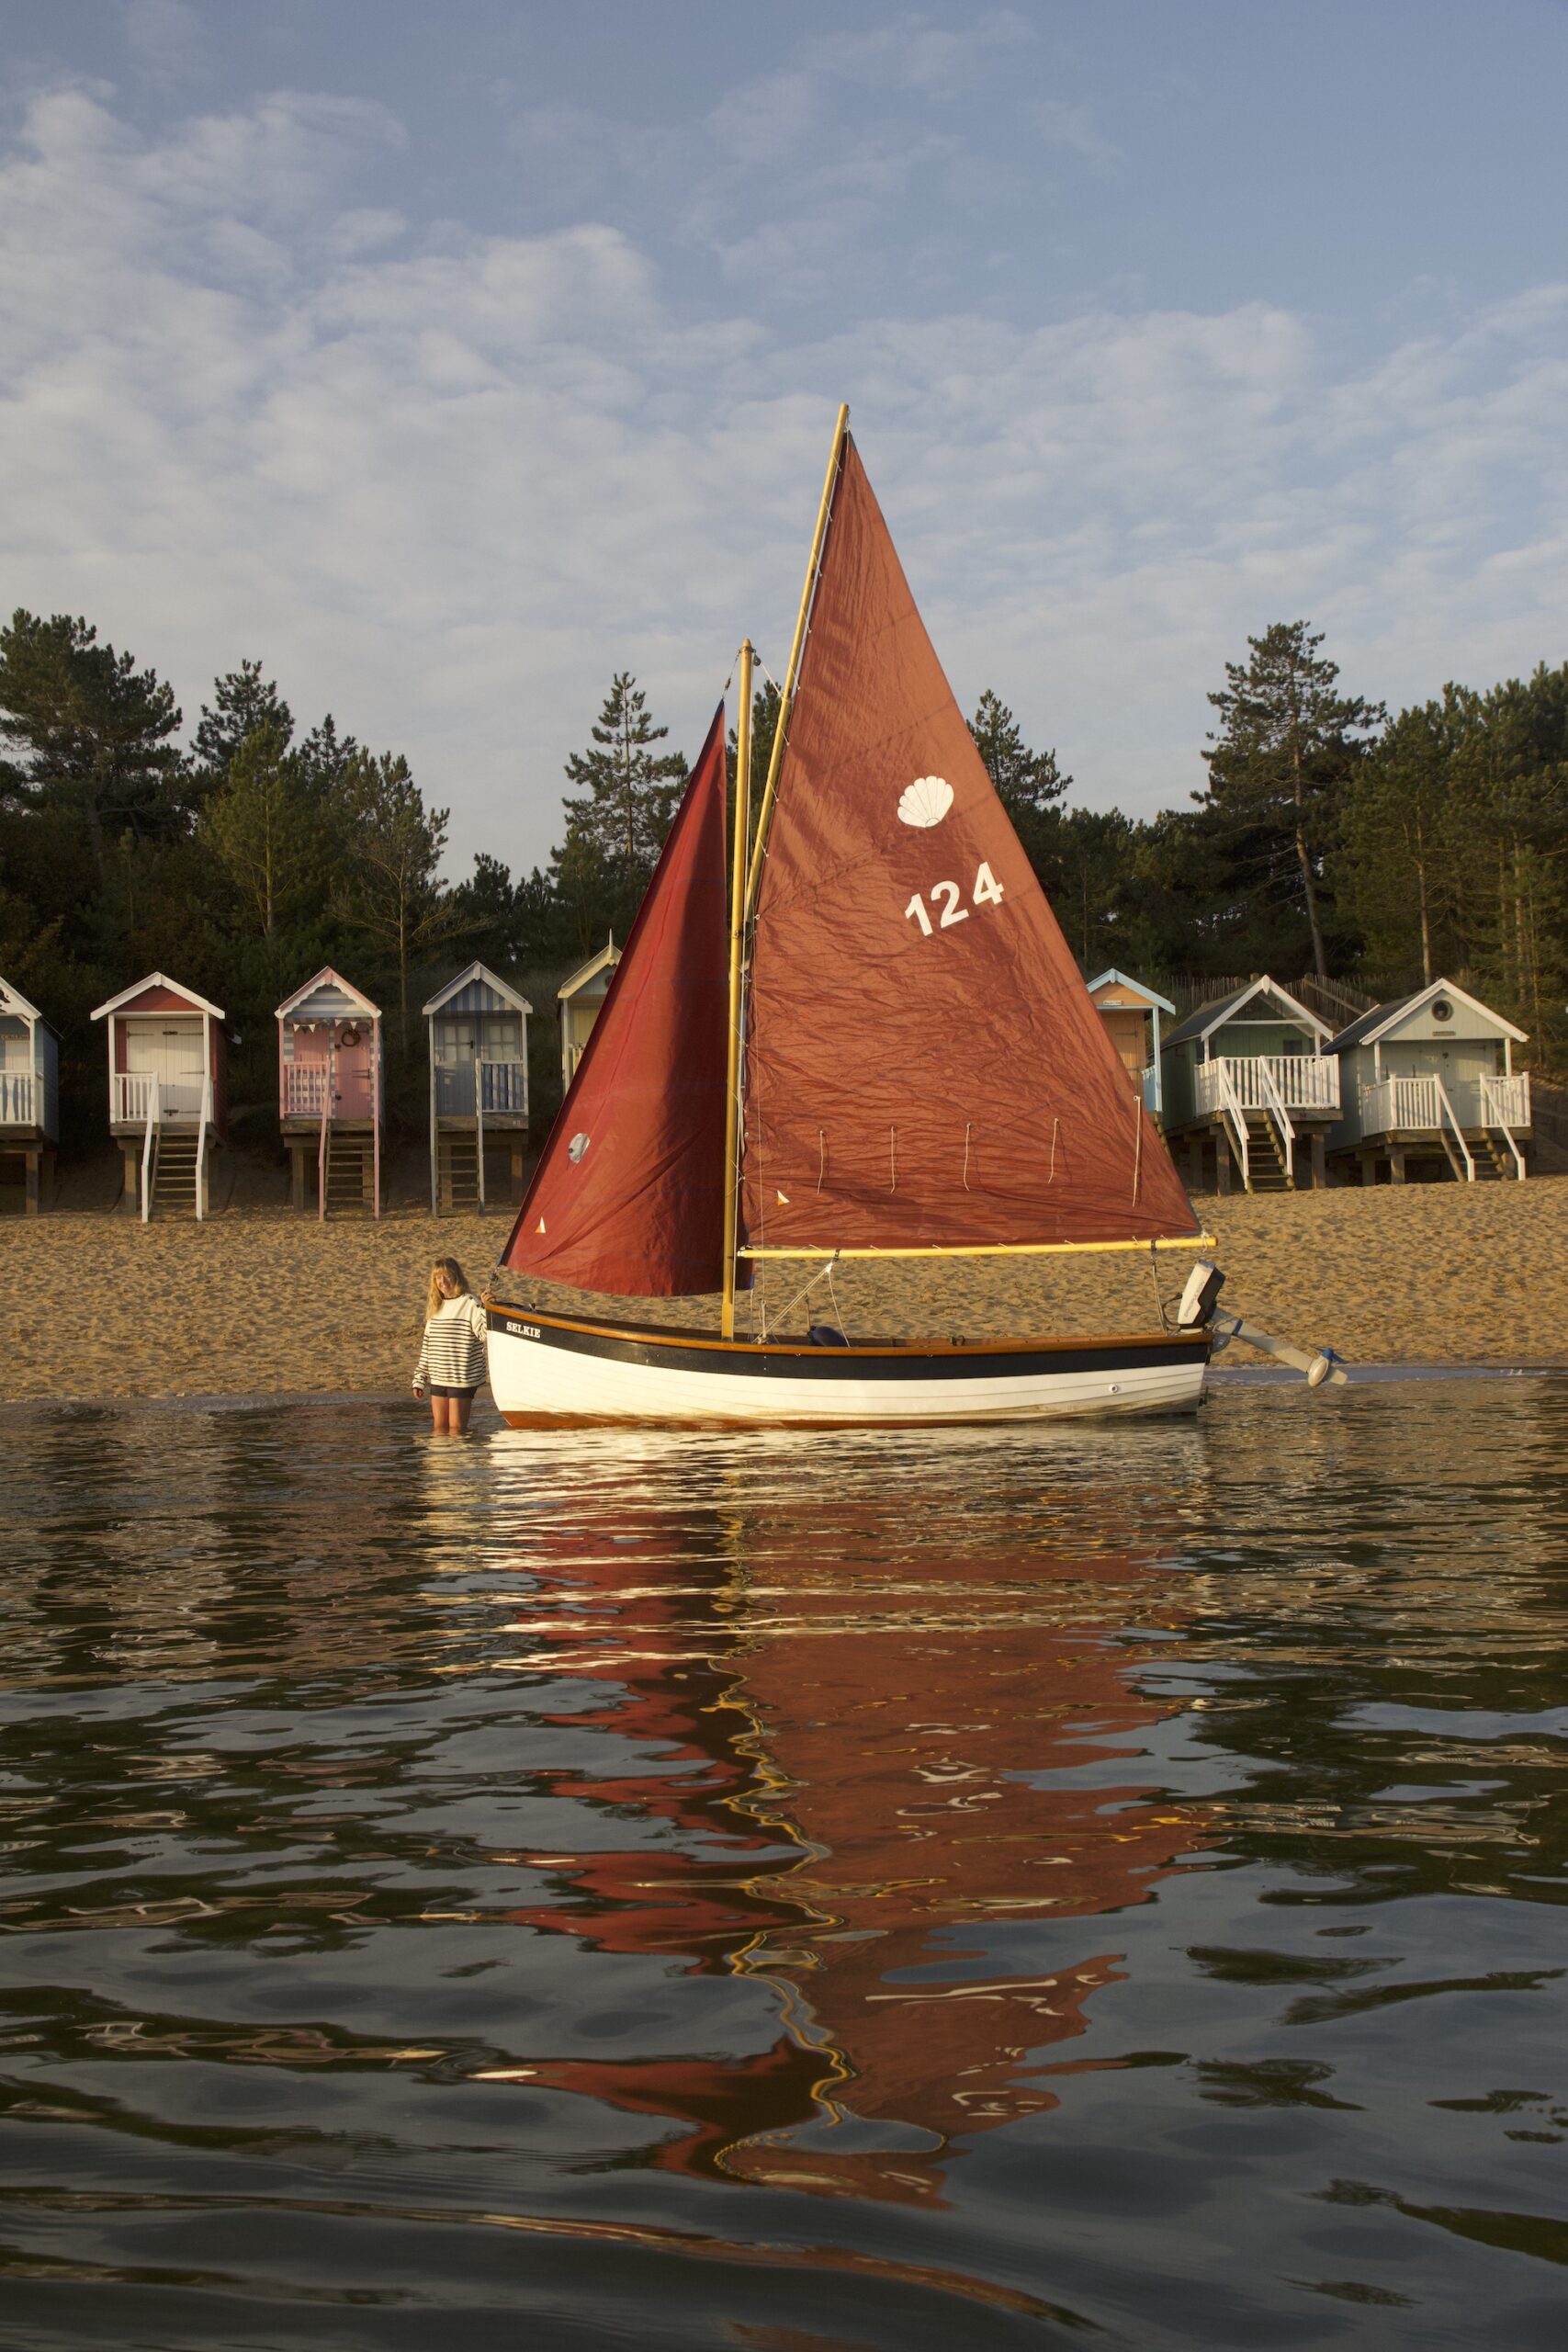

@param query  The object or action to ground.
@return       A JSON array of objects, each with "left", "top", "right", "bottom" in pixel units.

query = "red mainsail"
[
  {"left": 500, "top": 707, "right": 730, "bottom": 1296},
  {"left": 741, "top": 438, "right": 1199, "bottom": 1253}
]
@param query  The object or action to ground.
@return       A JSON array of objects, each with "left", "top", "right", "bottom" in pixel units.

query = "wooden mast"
[
  {"left": 743, "top": 401, "right": 849, "bottom": 921},
  {"left": 720, "top": 641, "right": 753, "bottom": 1339}
]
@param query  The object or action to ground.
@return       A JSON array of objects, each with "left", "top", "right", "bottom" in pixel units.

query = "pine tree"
[
  {"left": 559, "top": 673, "right": 686, "bottom": 880},
  {"left": 1200, "top": 622, "right": 1382, "bottom": 979},
  {"left": 193, "top": 660, "right": 294, "bottom": 784},
  {"left": 970, "top": 690, "right": 1070, "bottom": 818},
  {"left": 1337, "top": 695, "right": 1466, "bottom": 987},
  {"left": 0, "top": 609, "right": 188, "bottom": 878},
  {"left": 294, "top": 713, "right": 359, "bottom": 795},
  {"left": 334, "top": 751, "right": 465, "bottom": 1046},
  {"left": 199, "top": 724, "right": 323, "bottom": 943}
]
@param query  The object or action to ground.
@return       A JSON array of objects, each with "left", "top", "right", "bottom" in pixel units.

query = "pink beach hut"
[
  {"left": 91, "top": 971, "right": 225, "bottom": 1219},
  {"left": 276, "top": 968, "right": 382, "bottom": 1216}
]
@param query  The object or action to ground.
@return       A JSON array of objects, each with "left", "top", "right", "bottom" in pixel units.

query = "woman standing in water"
[{"left": 412, "top": 1258, "right": 490, "bottom": 1433}]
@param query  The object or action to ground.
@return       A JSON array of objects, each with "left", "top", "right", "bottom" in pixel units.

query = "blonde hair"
[{"left": 426, "top": 1257, "right": 471, "bottom": 1321}]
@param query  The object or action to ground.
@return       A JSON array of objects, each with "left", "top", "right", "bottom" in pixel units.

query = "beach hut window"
[{"left": 1433, "top": 998, "right": 1454, "bottom": 1022}]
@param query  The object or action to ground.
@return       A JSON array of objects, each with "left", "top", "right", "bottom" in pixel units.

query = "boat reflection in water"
[{"left": 479, "top": 1423, "right": 1210, "bottom": 2205}]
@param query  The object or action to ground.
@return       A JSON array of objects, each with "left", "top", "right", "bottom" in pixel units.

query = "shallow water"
[{"left": 2, "top": 1376, "right": 1566, "bottom": 2349}]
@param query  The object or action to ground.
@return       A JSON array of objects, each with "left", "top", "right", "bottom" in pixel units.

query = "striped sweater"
[{"left": 413, "top": 1295, "right": 490, "bottom": 1391}]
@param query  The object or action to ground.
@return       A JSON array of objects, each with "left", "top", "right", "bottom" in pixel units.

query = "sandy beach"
[{"left": 3, "top": 1172, "right": 1564, "bottom": 1400}]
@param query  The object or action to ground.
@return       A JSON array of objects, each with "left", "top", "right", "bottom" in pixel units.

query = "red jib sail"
[
  {"left": 500, "top": 707, "right": 730, "bottom": 1296},
  {"left": 742, "top": 438, "right": 1199, "bottom": 1253}
]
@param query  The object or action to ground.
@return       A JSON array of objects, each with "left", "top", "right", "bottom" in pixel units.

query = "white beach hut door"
[{"left": 126, "top": 1023, "right": 205, "bottom": 1116}]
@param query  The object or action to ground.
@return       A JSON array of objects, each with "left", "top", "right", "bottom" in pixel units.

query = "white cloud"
[{"left": 2, "top": 84, "right": 1566, "bottom": 880}]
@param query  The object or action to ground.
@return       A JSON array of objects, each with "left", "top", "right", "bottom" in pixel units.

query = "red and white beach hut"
[
  {"left": 276, "top": 968, "right": 382, "bottom": 1216},
  {"left": 91, "top": 972, "right": 225, "bottom": 1219}
]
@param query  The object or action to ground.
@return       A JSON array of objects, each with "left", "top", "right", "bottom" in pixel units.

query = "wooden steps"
[
  {"left": 1240, "top": 1111, "right": 1293, "bottom": 1193},
  {"left": 150, "top": 1131, "right": 202, "bottom": 1216},
  {"left": 321, "top": 1132, "right": 374, "bottom": 1216},
  {"left": 437, "top": 1132, "right": 480, "bottom": 1212}
]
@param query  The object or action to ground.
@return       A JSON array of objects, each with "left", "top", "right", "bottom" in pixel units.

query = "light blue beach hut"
[
  {"left": 0, "top": 974, "right": 58, "bottom": 1214},
  {"left": 1325, "top": 978, "right": 1530, "bottom": 1182},
  {"left": 423, "top": 962, "right": 533, "bottom": 1213}
]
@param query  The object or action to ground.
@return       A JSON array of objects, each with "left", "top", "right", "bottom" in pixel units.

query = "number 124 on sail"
[{"left": 904, "top": 862, "right": 1004, "bottom": 937}]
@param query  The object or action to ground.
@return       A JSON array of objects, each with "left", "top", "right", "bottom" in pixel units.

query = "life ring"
[{"left": 339, "top": 1023, "right": 360, "bottom": 1048}]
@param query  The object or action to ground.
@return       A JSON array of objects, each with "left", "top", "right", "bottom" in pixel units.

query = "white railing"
[
  {"left": 1480, "top": 1073, "right": 1529, "bottom": 1179},
  {"left": 140, "top": 1085, "right": 157, "bottom": 1224},
  {"left": 1196, "top": 1054, "right": 1339, "bottom": 1114},
  {"left": 1360, "top": 1075, "right": 1474, "bottom": 1178},
  {"left": 195, "top": 1076, "right": 211, "bottom": 1221},
  {"left": 1208, "top": 1058, "right": 1250, "bottom": 1192},
  {"left": 1433, "top": 1075, "right": 1474, "bottom": 1182},
  {"left": 114, "top": 1071, "right": 154, "bottom": 1125},
  {"left": 1480, "top": 1073, "right": 1531, "bottom": 1132},
  {"left": 283, "top": 1064, "right": 330, "bottom": 1118},
  {"left": 0, "top": 1071, "right": 35, "bottom": 1125}
]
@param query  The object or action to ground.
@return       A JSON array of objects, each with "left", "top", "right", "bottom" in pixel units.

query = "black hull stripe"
[{"left": 488, "top": 1314, "right": 1208, "bottom": 1385}]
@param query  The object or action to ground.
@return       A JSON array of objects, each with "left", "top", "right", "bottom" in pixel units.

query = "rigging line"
[
  {"left": 1147, "top": 1239, "right": 1167, "bottom": 1329},
  {"left": 773, "top": 1250, "right": 842, "bottom": 1332},
  {"left": 1047, "top": 1115, "right": 1059, "bottom": 1184},
  {"left": 1132, "top": 1088, "right": 1144, "bottom": 1204},
  {"left": 816, "top": 1128, "right": 826, "bottom": 1193},
  {"left": 962, "top": 1121, "right": 974, "bottom": 1191},
  {"left": 888, "top": 1125, "right": 897, "bottom": 1193}
]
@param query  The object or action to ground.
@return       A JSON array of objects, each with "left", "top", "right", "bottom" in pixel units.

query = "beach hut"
[
  {"left": 423, "top": 963, "right": 532, "bottom": 1213},
  {"left": 0, "top": 975, "right": 59, "bottom": 1214},
  {"left": 1160, "top": 976, "right": 1339, "bottom": 1193},
  {"left": 1085, "top": 969, "right": 1175, "bottom": 1121},
  {"left": 276, "top": 969, "right": 383, "bottom": 1216},
  {"left": 1325, "top": 979, "right": 1530, "bottom": 1183},
  {"left": 558, "top": 940, "right": 620, "bottom": 1094},
  {"left": 91, "top": 972, "right": 225, "bottom": 1219}
]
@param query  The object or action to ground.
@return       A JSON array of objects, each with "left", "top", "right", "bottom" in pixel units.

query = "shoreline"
[{"left": 3, "top": 1177, "right": 1564, "bottom": 1400}]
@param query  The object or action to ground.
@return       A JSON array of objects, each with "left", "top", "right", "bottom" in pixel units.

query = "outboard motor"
[{"left": 1177, "top": 1261, "right": 1225, "bottom": 1329}]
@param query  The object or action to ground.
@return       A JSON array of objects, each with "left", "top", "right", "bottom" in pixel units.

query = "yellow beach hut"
[{"left": 557, "top": 940, "right": 620, "bottom": 1094}]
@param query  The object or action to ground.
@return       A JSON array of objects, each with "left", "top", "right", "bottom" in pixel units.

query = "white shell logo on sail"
[{"left": 897, "top": 775, "right": 953, "bottom": 829}]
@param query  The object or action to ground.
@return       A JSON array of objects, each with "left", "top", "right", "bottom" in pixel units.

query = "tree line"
[{"left": 2, "top": 606, "right": 1563, "bottom": 1155}]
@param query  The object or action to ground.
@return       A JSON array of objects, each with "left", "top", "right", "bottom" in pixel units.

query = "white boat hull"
[{"left": 486, "top": 1305, "right": 1208, "bottom": 1428}]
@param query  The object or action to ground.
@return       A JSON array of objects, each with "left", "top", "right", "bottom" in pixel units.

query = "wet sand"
[{"left": 4, "top": 1176, "right": 1565, "bottom": 1399}]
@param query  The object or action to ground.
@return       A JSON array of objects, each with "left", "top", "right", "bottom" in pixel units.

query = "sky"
[{"left": 5, "top": 0, "right": 1568, "bottom": 876}]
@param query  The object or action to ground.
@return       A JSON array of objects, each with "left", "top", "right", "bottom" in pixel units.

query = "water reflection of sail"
[
  {"left": 720, "top": 1533, "right": 1198, "bottom": 2199},
  {"left": 501, "top": 1509, "right": 837, "bottom": 2150},
  {"left": 494, "top": 1442, "right": 1208, "bottom": 2203}
]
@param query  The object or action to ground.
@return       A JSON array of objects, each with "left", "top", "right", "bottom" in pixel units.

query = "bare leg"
[
  {"left": 429, "top": 1394, "right": 451, "bottom": 1433},
  {"left": 451, "top": 1391, "right": 475, "bottom": 1435}
]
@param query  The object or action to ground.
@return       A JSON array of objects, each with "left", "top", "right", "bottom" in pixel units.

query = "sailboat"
[{"left": 487, "top": 406, "right": 1221, "bottom": 1425}]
